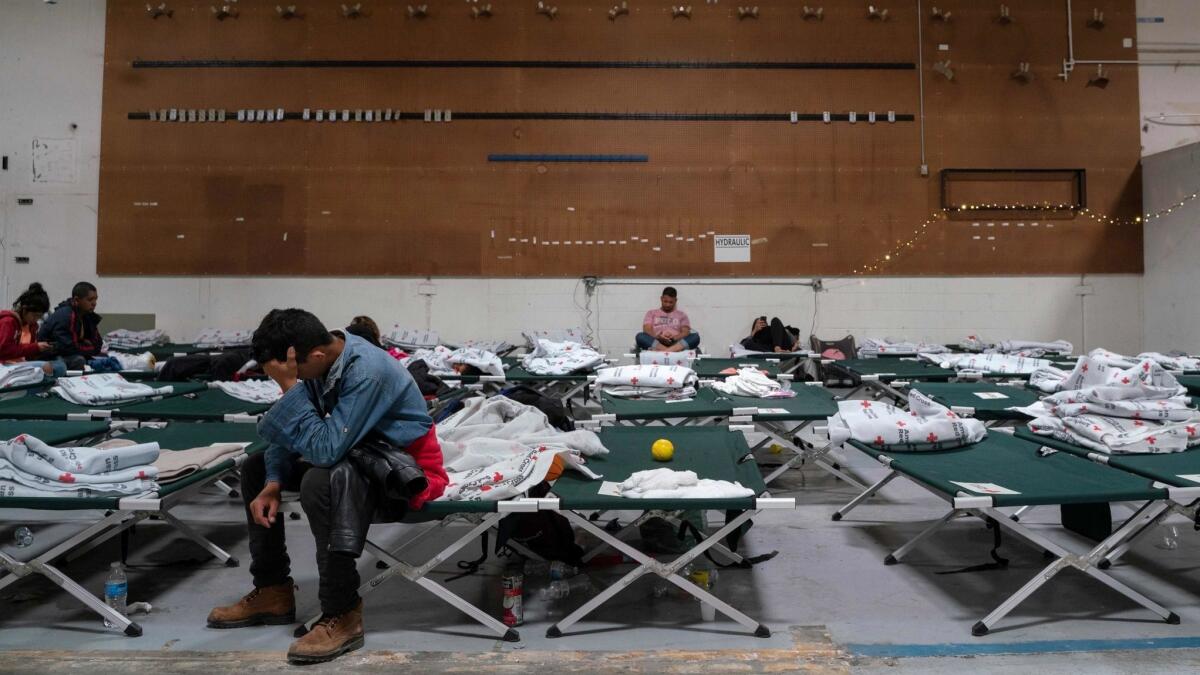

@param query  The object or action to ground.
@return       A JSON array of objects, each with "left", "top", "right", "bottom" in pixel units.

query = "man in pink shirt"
[{"left": 636, "top": 287, "right": 701, "bottom": 352}]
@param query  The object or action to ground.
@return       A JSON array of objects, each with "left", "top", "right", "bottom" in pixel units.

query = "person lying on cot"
[
  {"left": 635, "top": 286, "right": 701, "bottom": 353},
  {"left": 207, "top": 308, "right": 448, "bottom": 666},
  {"left": 37, "top": 281, "right": 102, "bottom": 372},
  {"left": 344, "top": 315, "right": 407, "bottom": 361},
  {"left": 0, "top": 282, "right": 57, "bottom": 375},
  {"left": 741, "top": 316, "right": 802, "bottom": 353}
]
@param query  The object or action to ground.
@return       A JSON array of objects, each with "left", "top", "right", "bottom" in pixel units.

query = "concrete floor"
[{"left": 5, "top": 402, "right": 1200, "bottom": 672}]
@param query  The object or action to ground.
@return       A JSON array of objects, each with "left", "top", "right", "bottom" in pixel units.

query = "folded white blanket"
[
  {"left": 522, "top": 339, "right": 605, "bottom": 376},
  {"left": 828, "top": 389, "right": 987, "bottom": 451},
  {"left": 709, "top": 368, "right": 783, "bottom": 398},
  {"left": 638, "top": 350, "right": 697, "bottom": 368},
  {"left": 384, "top": 327, "right": 441, "bottom": 349},
  {"left": 983, "top": 339, "right": 1074, "bottom": 357},
  {"left": 454, "top": 339, "right": 512, "bottom": 354},
  {"left": 617, "top": 468, "right": 754, "bottom": 499},
  {"left": 436, "top": 397, "right": 606, "bottom": 501},
  {"left": 524, "top": 328, "right": 587, "bottom": 346},
  {"left": 1138, "top": 352, "right": 1200, "bottom": 372},
  {"left": 921, "top": 352, "right": 1052, "bottom": 374},
  {"left": 51, "top": 374, "right": 174, "bottom": 406},
  {"left": 1027, "top": 414, "right": 1200, "bottom": 455},
  {"left": 1013, "top": 384, "right": 1195, "bottom": 422},
  {"left": 0, "top": 363, "right": 45, "bottom": 390},
  {"left": 595, "top": 364, "right": 698, "bottom": 399},
  {"left": 109, "top": 351, "right": 156, "bottom": 372},
  {"left": 1029, "top": 356, "right": 1182, "bottom": 394},
  {"left": 0, "top": 435, "right": 160, "bottom": 493},
  {"left": 404, "top": 346, "right": 456, "bottom": 374},
  {"left": 192, "top": 328, "right": 252, "bottom": 348},
  {"left": 212, "top": 379, "right": 282, "bottom": 404},
  {"left": 859, "top": 337, "right": 950, "bottom": 357},
  {"left": 106, "top": 329, "right": 169, "bottom": 350}
]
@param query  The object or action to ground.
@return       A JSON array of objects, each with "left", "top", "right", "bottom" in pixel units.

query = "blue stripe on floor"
[{"left": 848, "top": 636, "right": 1200, "bottom": 658}]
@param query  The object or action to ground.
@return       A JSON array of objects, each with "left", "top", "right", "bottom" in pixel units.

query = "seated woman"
[
  {"left": 0, "top": 283, "right": 57, "bottom": 376},
  {"left": 741, "top": 316, "right": 801, "bottom": 353}
]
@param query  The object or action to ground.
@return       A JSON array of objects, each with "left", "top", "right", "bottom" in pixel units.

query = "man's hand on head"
[{"left": 263, "top": 346, "right": 300, "bottom": 392}]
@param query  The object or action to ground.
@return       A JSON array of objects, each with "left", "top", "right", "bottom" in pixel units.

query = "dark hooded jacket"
[{"left": 37, "top": 299, "right": 103, "bottom": 359}]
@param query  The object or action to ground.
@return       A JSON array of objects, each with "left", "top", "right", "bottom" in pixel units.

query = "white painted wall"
[
  {"left": 0, "top": 0, "right": 1146, "bottom": 356},
  {"left": 1142, "top": 142, "right": 1200, "bottom": 353},
  {"left": 1137, "top": 0, "right": 1200, "bottom": 156}
]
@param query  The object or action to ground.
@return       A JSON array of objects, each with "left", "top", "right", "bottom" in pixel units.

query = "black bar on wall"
[
  {"left": 132, "top": 58, "right": 916, "bottom": 71},
  {"left": 128, "top": 111, "right": 916, "bottom": 122}
]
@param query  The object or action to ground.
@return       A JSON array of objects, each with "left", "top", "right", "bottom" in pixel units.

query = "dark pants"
[
  {"left": 241, "top": 453, "right": 365, "bottom": 616},
  {"left": 746, "top": 318, "right": 796, "bottom": 352},
  {"left": 635, "top": 331, "right": 701, "bottom": 350}
]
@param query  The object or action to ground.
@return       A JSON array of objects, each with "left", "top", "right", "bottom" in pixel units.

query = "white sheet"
[
  {"left": 920, "top": 352, "right": 1052, "bottom": 375},
  {"left": 595, "top": 364, "right": 698, "bottom": 399},
  {"left": 109, "top": 351, "right": 156, "bottom": 372},
  {"left": 51, "top": 374, "right": 174, "bottom": 406},
  {"left": 1138, "top": 352, "right": 1200, "bottom": 372},
  {"left": 523, "top": 328, "right": 588, "bottom": 347},
  {"left": 827, "top": 389, "right": 987, "bottom": 451},
  {"left": 435, "top": 397, "right": 606, "bottom": 501},
  {"left": 1029, "top": 355, "right": 1183, "bottom": 394},
  {"left": 521, "top": 339, "right": 605, "bottom": 376},
  {"left": 0, "top": 363, "right": 45, "bottom": 389},
  {"left": 708, "top": 368, "right": 785, "bottom": 398},
  {"left": 192, "top": 328, "right": 252, "bottom": 348},
  {"left": 0, "top": 435, "right": 160, "bottom": 494},
  {"left": 384, "top": 326, "right": 441, "bottom": 349},
  {"left": 1027, "top": 414, "right": 1200, "bottom": 455},
  {"left": 105, "top": 329, "right": 169, "bottom": 350},
  {"left": 858, "top": 337, "right": 950, "bottom": 358},
  {"left": 212, "top": 379, "right": 283, "bottom": 404},
  {"left": 638, "top": 350, "right": 696, "bottom": 368}
]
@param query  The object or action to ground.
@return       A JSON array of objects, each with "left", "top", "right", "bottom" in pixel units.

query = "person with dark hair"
[
  {"left": 741, "top": 316, "right": 802, "bottom": 353},
  {"left": 344, "top": 315, "right": 382, "bottom": 348},
  {"left": 37, "top": 281, "right": 101, "bottom": 370},
  {"left": 635, "top": 286, "right": 701, "bottom": 352},
  {"left": 208, "top": 308, "right": 448, "bottom": 666},
  {"left": 0, "top": 282, "right": 54, "bottom": 373}
]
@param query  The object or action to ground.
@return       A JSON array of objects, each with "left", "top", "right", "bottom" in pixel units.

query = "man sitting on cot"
[
  {"left": 635, "top": 286, "right": 701, "bottom": 353},
  {"left": 206, "top": 308, "right": 448, "bottom": 666}
]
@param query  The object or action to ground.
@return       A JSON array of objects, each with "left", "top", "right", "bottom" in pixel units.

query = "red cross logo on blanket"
[
  {"left": 896, "top": 421, "right": 906, "bottom": 427},
  {"left": 1082, "top": 364, "right": 1089, "bottom": 372},
  {"left": 59, "top": 473, "right": 75, "bottom": 483},
  {"left": 1147, "top": 436, "right": 1157, "bottom": 445},
  {"left": 1188, "top": 426, "right": 1197, "bottom": 436},
  {"left": 861, "top": 401, "right": 872, "bottom": 408},
  {"left": 926, "top": 433, "right": 939, "bottom": 443},
  {"left": 537, "top": 445, "right": 547, "bottom": 453},
  {"left": 666, "top": 377, "right": 675, "bottom": 385},
  {"left": 630, "top": 377, "right": 639, "bottom": 385},
  {"left": 480, "top": 485, "right": 492, "bottom": 491},
  {"left": 1134, "top": 420, "right": 1145, "bottom": 427},
  {"left": 138, "top": 470, "right": 146, "bottom": 479},
  {"left": 493, "top": 472, "right": 504, "bottom": 482},
  {"left": 1122, "top": 377, "right": 1131, "bottom": 384},
  {"left": 946, "top": 411, "right": 957, "bottom": 418},
  {"left": 873, "top": 436, "right": 885, "bottom": 446},
  {"left": 1134, "top": 412, "right": 1142, "bottom": 419},
  {"left": 1144, "top": 362, "right": 1152, "bottom": 372},
  {"left": 1093, "top": 425, "right": 1102, "bottom": 431}
]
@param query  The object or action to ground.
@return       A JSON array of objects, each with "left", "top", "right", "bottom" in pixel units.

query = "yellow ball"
[{"left": 651, "top": 439, "right": 675, "bottom": 461}]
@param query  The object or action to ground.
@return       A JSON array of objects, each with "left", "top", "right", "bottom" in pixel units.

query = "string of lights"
[{"left": 850, "top": 188, "right": 1199, "bottom": 275}]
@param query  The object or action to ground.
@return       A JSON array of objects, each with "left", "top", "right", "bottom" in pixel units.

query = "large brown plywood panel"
[{"left": 99, "top": 0, "right": 1142, "bottom": 276}]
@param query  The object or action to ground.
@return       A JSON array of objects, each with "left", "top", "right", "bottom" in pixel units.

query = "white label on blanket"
[
  {"left": 597, "top": 481, "right": 622, "bottom": 497},
  {"left": 664, "top": 398, "right": 694, "bottom": 403},
  {"left": 950, "top": 481, "right": 1020, "bottom": 495},
  {"left": 1176, "top": 474, "right": 1200, "bottom": 484},
  {"left": 973, "top": 392, "right": 1009, "bottom": 400},
  {"left": 757, "top": 408, "right": 789, "bottom": 415},
  {"left": 714, "top": 234, "right": 751, "bottom": 263}
]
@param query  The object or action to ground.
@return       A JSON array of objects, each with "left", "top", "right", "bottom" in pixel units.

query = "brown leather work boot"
[
  {"left": 206, "top": 580, "right": 296, "bottom": 629},
  {"left": 287, "top": 600, "right": 365, "bottom": 665}
]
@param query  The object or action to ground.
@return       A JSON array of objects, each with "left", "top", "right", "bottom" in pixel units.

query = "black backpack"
[{"left": 499, "top": 385, "right": 575, "bottom": 432}]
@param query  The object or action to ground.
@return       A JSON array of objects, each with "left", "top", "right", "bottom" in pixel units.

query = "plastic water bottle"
[
  {"left": 103, "top": 562, "right": 128, "bottom": 629},
  {"left": 13, "top": 526, "right": 33, "bottom": 548},
  {"left": 548, "top": 561, "right": 578, "bottom": 580},
  {"left": 540, "top": 579, "right": 571, "bottom": 601},
  {"left": 1156, "top": 524, "right": 1180, "bottom": 551}
]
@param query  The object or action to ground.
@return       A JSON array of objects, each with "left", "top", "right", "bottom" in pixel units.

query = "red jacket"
[
  {"left": 0, "top": 311, "right": 42, "bottom": 363},
  {"left": 404, "top": 425, "right": 450, "bottom": 509}
]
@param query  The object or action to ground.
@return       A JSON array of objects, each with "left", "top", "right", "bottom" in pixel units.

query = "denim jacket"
[{"left": 258, "top": 332, "right": 433, "bottom": 485}]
